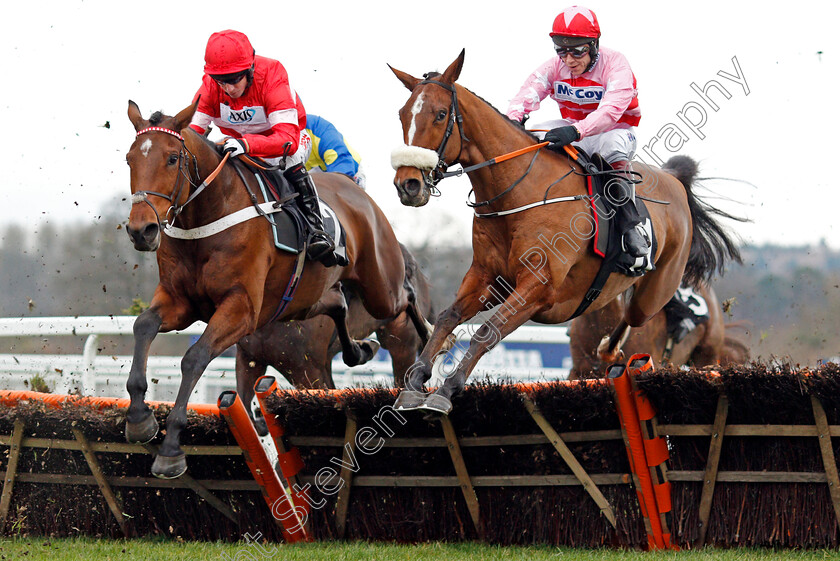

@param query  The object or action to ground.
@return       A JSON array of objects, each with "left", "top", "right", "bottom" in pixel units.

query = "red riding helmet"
[
  {"left": 550, "top": 6, "right": 601, "bottom": 47},
  {"left": 204, "top": 30, "right": 255, "bottom": 76}
]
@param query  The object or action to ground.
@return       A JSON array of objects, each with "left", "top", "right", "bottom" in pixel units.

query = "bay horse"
[
  {"left": 124, "top": 100, "right": 431, "bottom": 478},
  {"left": 568, "top": 282, "right": 750, "bottom": 379},
  {"left": 236, "top": 242, "right": 434, "bottom": 400},
  {"left": 389, "top": 50, "right": 741, "bottom": 414}
]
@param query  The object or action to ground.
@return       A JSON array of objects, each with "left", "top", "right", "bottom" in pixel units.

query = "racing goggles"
[
  {"left": 212, "top": 71, "right": 249, "bottom": 86},
  {"left": 555, "top": 44, "right": 591, "bottom": 58}
]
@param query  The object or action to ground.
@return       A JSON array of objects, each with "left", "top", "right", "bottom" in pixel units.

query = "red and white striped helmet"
[{"left": 550, "top": 6, "right": 601, "bottom": 46}]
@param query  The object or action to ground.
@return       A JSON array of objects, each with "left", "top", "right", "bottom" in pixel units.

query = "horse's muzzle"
[
  {"left": 393, "top": 170, "right": 431, "bottom": 207},
  {"left": 127, "top": 221, "right": 161, "bottom": 251}
]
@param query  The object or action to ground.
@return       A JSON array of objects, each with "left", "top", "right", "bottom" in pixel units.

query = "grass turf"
[{"left": 0, "top": 538, "right": 838, "bottom": 560}]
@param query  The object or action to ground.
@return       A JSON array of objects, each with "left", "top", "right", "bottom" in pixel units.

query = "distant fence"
[{"left": 0, "top": 317, "right": 571, "bottom": 403}]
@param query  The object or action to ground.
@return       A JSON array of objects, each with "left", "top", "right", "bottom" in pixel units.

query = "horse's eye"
[
  {"left": 167, "top": 154, "right": 179, "bottom": 166},
  {"left": 436, "top": 110, "right": 447, "bottom": 122}
]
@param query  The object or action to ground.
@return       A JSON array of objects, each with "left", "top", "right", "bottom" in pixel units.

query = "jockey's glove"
[
  {"left": 544, "top": 126, "right": 580, "bottom": 147},
  {"left": 222, "top": 138, "right": 248, "bottom": 157}
]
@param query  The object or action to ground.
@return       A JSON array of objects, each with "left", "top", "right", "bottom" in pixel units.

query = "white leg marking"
[
  {"left": 140, "top": 138, "right": 153, "bottom": 157},
  {"left": 407, "top": 92, "right": 425, "bottom": 146}
]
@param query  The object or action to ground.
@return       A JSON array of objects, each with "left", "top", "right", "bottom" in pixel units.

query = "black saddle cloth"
[{"left": 249, "top": 167, "right": 348, "bottom": 265}]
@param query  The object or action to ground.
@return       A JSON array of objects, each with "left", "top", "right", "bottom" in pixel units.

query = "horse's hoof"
[
  {"left": 152, "top": 452, "right": 187, "bottom": 479},
  {"left": 419, "top": 393, "right": 452, "bottom": 415},
  {"left": 394, "top": 390, "right": 427, "bottom": 411},
  {"left": 597, "top": 335, "right": 625, "bottom": 364},
  {"left": 359, "top": 338, "right": 382, "bottom": 362},
  {"left": 599, "top": 349, "right": 625, "bottom": 363},
  {"left": 125, "top": 413, "right": 159, "bottom": 444}
]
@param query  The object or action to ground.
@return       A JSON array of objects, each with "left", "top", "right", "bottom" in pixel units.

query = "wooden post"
[
  {"left": 334, "top": 413, "right": 358, "bottom": 539},
  {"left": 811, "top": 395, "right": 840, "bottom": 531},
  {"left": 179, "top": 472, "right": 239, "bottom": 524},
  {"left": 521, "top": 394, "right": 617, "bottom": 528},
  {"left": 440, "top": 415, "right": 483, "bottom": 538},
  {"left": 0, "top": 419, "right": 24, "bottom": 530},
  {"left": 72, "top": 428, "right": 131, "bottom": 537},
  {"left": 696, "top": 393, "right": 729, "bottom": 547}
]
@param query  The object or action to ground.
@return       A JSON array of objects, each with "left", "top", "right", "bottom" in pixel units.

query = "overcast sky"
[{"left": 1, "top": 0, "right": 836, "bottom": 249}]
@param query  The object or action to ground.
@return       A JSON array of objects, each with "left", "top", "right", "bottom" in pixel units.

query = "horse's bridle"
[
  {"left": 131, "top": 127, "right": 227, "bottom": 229},
  {"left": 408, "top": 79, "right": 553, "bottom": 209},
  {"left": 416, "top": 77, "right": 469, "bottom": 191}
]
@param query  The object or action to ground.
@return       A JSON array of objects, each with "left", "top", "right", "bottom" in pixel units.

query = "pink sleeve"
[
  {"left": 575, "top": 54, "right": 637, "bottom": 138},
  {"left": 505, "top": 58, "right": 559, "bottom": 121}
]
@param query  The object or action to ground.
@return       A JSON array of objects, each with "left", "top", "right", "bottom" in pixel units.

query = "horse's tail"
[{"left": 662, "top": 155, "right": 745, "bottom": 287}]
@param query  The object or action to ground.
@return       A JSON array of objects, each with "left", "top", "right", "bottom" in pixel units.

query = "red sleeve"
[
  {"left": 189, "top": 77, "right": 220, "bottom": 135},
  {"left": 240, "top": 59, "right": 305, "bottom": 158}
]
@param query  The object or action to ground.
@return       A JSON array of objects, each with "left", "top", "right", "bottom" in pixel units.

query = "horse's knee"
[
  {"left": 436, "top": 307, "right": 460, "bottom": 326},
  {"left": 133, "top": 309, "right": 162, "bottom": 340}
]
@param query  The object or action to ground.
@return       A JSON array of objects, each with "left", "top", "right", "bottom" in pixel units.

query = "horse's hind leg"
[
  {"left": 404, "top": 281, "right": 433, "bottom": 347},
  {"left": 312, "top": 283, "right": 380, "bottom": 367},
  {"left": 235, "top": 344, "right": 269, "bottom": 436}
]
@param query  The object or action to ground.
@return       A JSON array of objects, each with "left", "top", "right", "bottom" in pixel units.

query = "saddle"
[
  {"left": 241, "top": 163, "right": 349, "bottom": 266},
  {"left": 565, "top": 148, "right": 659, "bottom": 320}
]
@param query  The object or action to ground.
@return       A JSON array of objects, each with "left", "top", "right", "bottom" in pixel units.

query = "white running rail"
[{"left": 0, "top": 317, "right": 570, "bottom": 403}]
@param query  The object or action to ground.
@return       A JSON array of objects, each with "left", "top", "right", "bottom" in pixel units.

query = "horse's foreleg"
[
  {"left": 125, "top": 308, "right": 163, "bottom": 443},
  {"left": 154, "top": 291, "right": 257, "bottom": 479},
  {"left": 597, "top": 322, "right": 631, "bottom": 364},
  {"left": 403, "top": 267, "right": 491, "bottom": 394},
  {"left": 423, "top": 275, "right": 548, "bottom": 415},
  {"left": 126, "top": 292, "right": 192, "bottom": 444}
]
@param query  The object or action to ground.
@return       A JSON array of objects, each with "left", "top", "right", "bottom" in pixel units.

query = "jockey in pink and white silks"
[{"left": 506, "top": 6, "right": 651, "bottom": 263}]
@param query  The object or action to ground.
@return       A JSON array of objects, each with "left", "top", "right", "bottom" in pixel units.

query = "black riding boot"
[
  {"left": 610, "top": 160, "right": 650, "bottom": 259},
  {"left": 284, "top": 163, "right": 336, "bottom": 263}
]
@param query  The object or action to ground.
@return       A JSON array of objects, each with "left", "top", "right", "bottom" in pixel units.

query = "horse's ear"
[
  {"left": 174, "top": 97, "right": 200, "bottom": 133},
  {"left": 388, "top": 64, "right": 421, "bottom": 91},
  {"left": 127, "top": 100, "right": 147, "bottom": 132},
  {"left": 441, "top": 49, "right": 465, "bottom": 85}
]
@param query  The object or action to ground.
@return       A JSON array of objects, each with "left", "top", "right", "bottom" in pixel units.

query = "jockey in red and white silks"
[
  {"left": 190, "top": 54, "right": 311, "bottom": 167},
  {"left": 189, "top": 30, "right": 335, "bottom": 263}
]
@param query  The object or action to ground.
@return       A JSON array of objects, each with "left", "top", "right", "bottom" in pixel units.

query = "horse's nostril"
[
  {"left": 403, "top": 179, "right": 422, "bottom": 197},
  {"left": 141, "top": 223, "right": 159, "bottom": 242}
]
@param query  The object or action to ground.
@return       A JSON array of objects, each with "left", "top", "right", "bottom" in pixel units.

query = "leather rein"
[{"left": 415, "top": 79, "right": 579, "bottom": 216}]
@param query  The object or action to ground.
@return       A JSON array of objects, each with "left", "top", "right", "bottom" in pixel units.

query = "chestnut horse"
[
  {"left": 389, "top": 50, "right": 741, "bottom": 414},
  {"left": 236, "top": 242, "right": 435, "bottom": 397},
  {"left": 125, "top": 101, "right": 431, "bottom": 478},
  {"left": 568, "top": 282, "right": 750, "bottom": 379}
]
